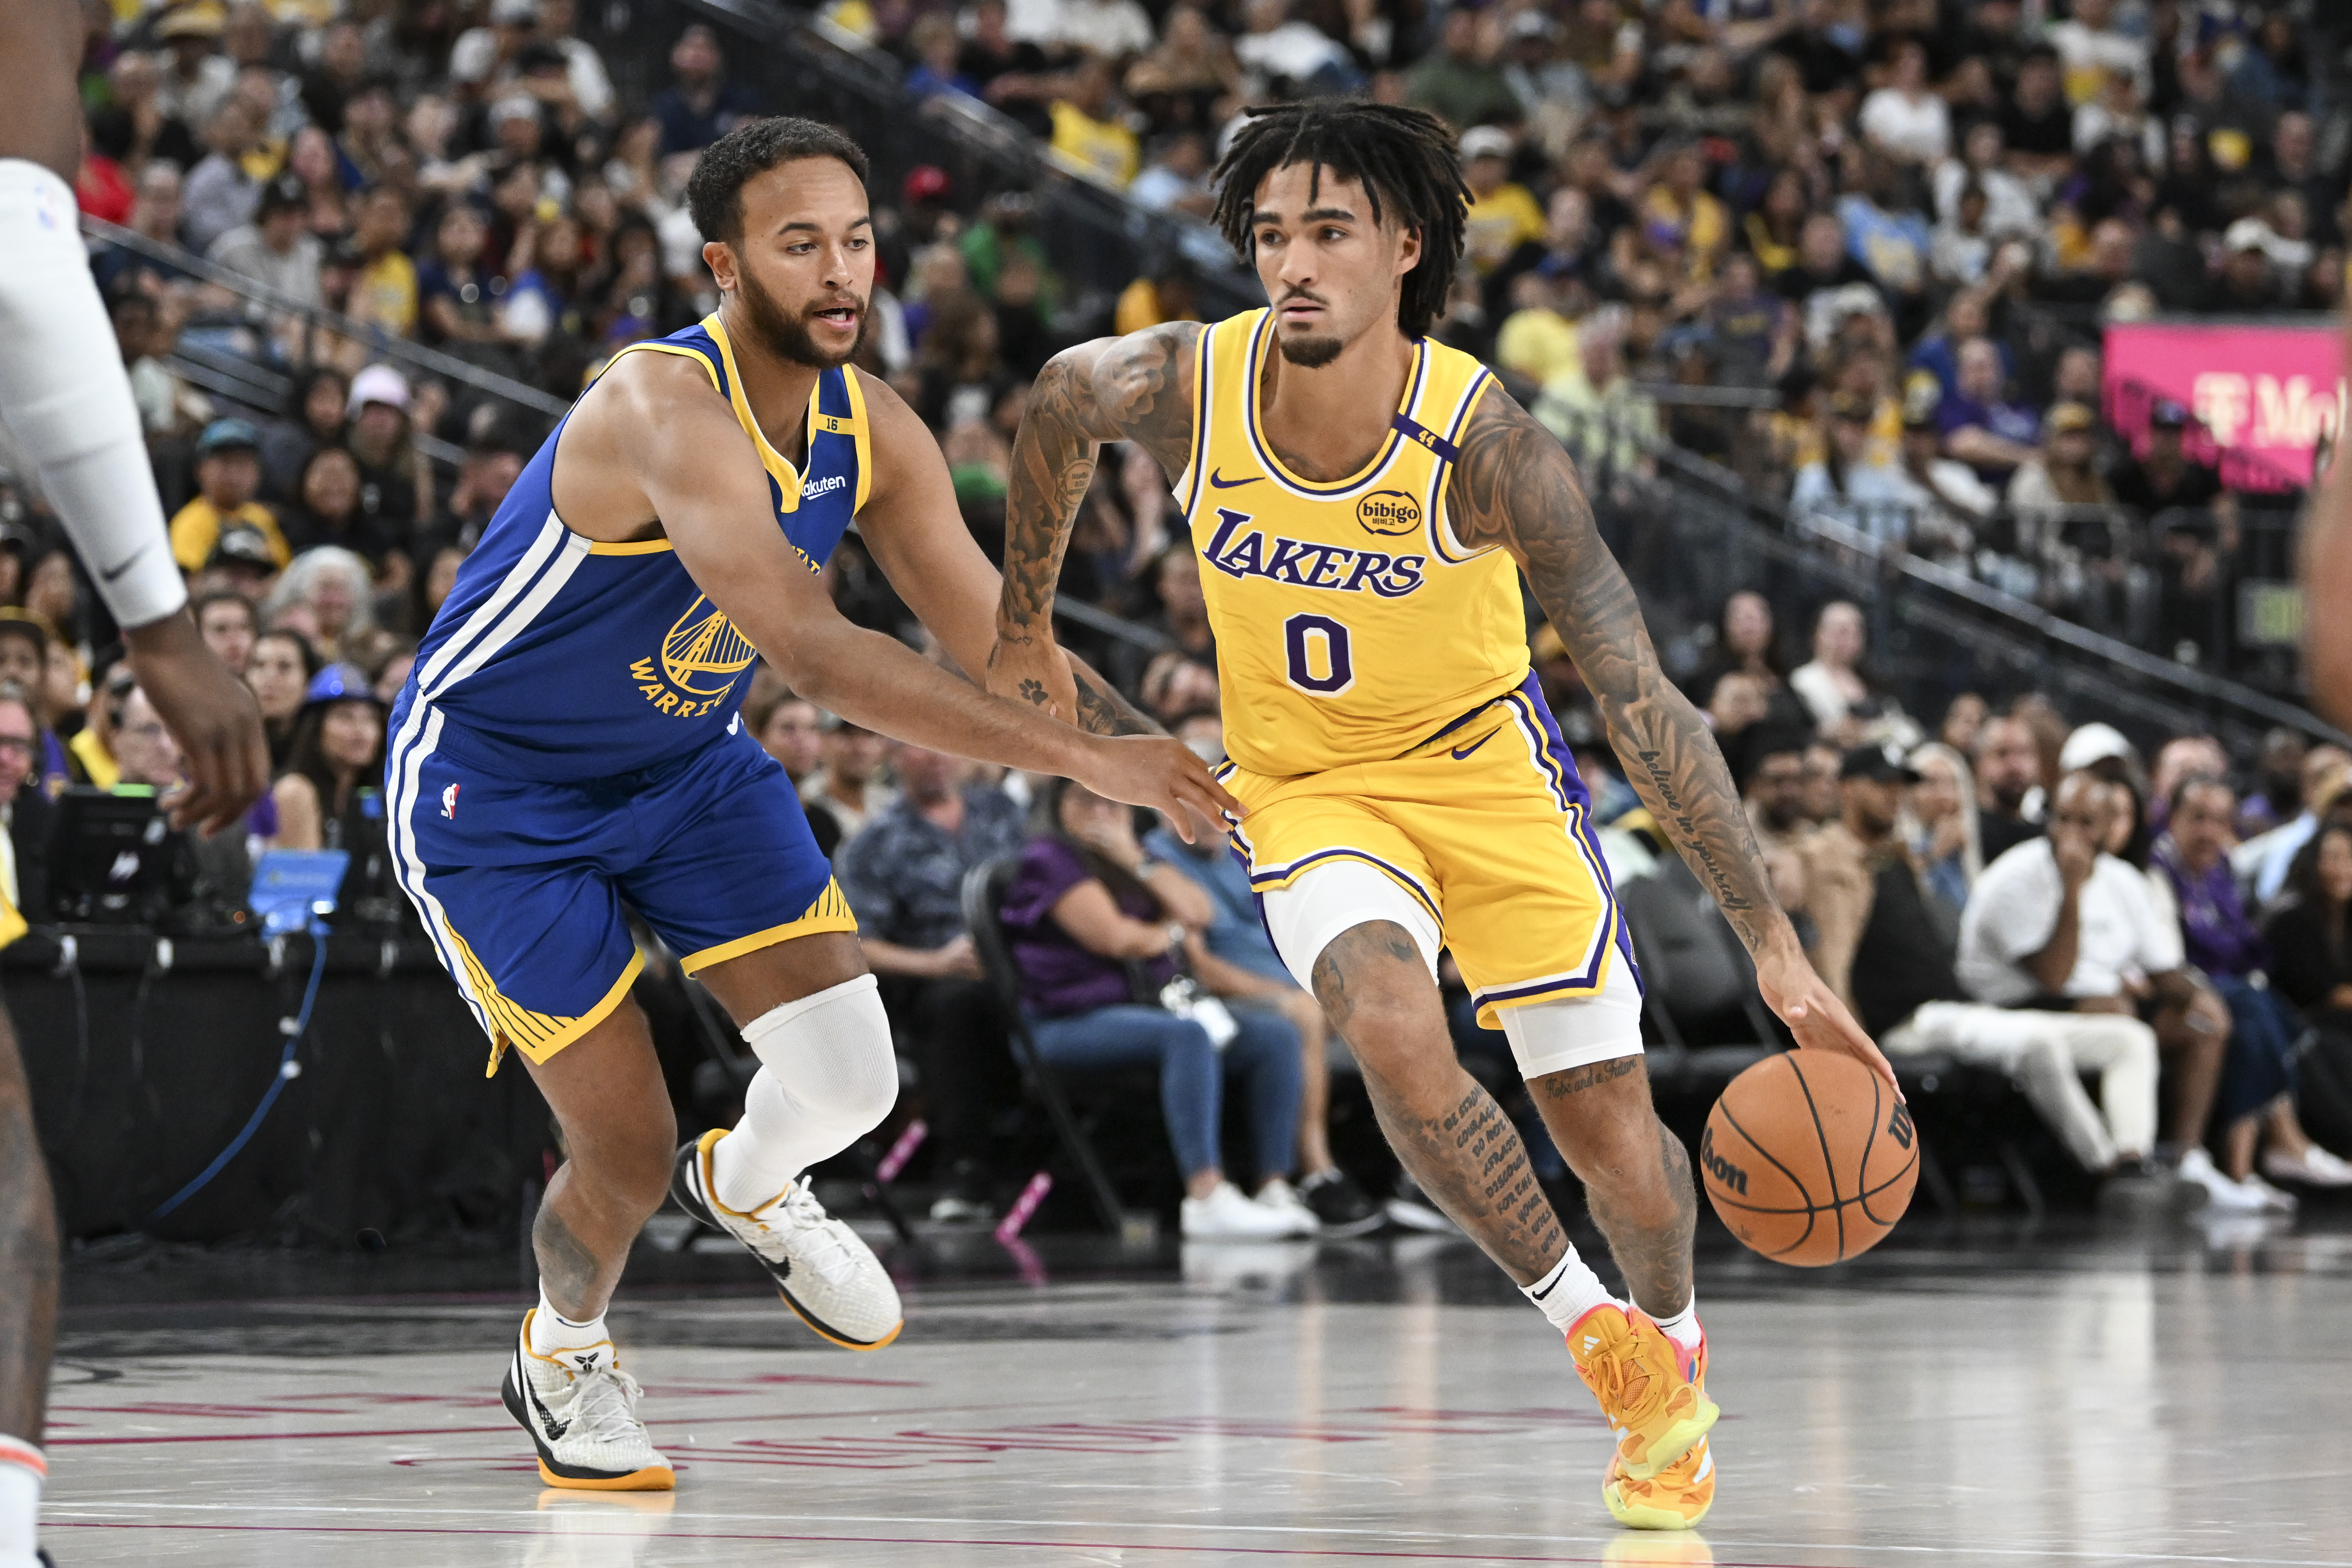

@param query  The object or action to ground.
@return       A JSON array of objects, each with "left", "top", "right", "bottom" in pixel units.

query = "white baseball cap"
[
  {"left": 1460, "top": 126, "right": 1513, "bottom": 162},
  {"left": 348, "top": 363, "right": 412, "bottom": 416},
  {"left": 2058, "top": 722, "right": 2134, "bottom": 772}
]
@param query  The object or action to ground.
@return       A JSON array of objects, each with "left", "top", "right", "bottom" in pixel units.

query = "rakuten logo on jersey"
[
  {"left": 1199, "top": 508, "right": 1425, "bottom": 598},
  {"left": 803, "top": 473, "right": 849, "bottom": 499}
]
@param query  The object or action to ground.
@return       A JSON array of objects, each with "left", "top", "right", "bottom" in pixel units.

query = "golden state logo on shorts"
[
  {"left": 628, "top": 594, "right": 757, "bottom": 717},
  {"left": 1355, "top": 489, "right": 1422, "bottom": 536}
]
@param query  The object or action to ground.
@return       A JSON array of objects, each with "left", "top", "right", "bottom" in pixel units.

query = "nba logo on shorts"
[{"left": 441, "top": 782, "right": 460, "bottom": 819}]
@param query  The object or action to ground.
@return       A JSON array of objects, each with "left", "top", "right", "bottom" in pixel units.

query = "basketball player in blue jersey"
[
  {"left": 387, "top": 117, "right": 1237, "bottom": 1493},
  {"left": 0, "top": 3, "right": 274, "bottom": 1558},
  {"left": 988, "top": 103, "right": 1896, "bottom": 1531}
]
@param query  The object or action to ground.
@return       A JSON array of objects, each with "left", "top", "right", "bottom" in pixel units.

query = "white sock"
[
  {"left": 1521, "top": 1246, "right": 1621, "bottom": 1335},
  {"left": 0, "top": 1436, "right": 43, "bottom": 1566},
  {"left": 527, "top": 1287, "right": 613, "bottom": 1367},
  {"left": 1649, "top": 1294, "right": 1704, "bottom": 1356},
  {"left": 709, "top": 976, "right": 897, "bottom": 1215}
]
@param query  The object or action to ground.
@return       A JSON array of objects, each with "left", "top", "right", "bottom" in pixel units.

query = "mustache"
[
  {"left": 1278, "top": 288, "right": 1327, "bottom": 307},
  {"left": 806, "top": 294, "right": 867, "bottom": 316}
]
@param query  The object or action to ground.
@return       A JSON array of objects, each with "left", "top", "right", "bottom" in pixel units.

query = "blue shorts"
[{"left": 385, "top": 700, "right": 855, "bottom": 1074}]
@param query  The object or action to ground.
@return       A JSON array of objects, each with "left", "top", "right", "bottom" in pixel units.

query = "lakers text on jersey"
[
  {"left": 1181, "top": 310, "right": 1633, "bottom": 1025},
  {"left": 386, "top": 315, "right": 864, "bottom": 1071}
]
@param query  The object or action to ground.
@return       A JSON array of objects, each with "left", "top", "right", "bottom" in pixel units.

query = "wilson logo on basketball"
[
  {"left": 1886, "top": 1103, "right": 1915, "bottom": 1149},
  {"left": 1355, "top": 490, "right": 1422, "bottom": 536},
  {"left": 1698, "top": 1126, "right": 1748, "bottom": 1196}
]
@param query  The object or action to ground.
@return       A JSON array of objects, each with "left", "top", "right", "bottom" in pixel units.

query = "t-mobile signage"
[{"left": 2103, "top": 319, "right": 2346, "bottom": 491}]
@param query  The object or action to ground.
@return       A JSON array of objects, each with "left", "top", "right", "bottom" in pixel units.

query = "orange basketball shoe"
[
  {"left": 1566, "top": 1305, "right": 1717, "bottom": 1482},
  {"left": 1605, "top": 1436, "right": 1716, "bottom": 1530}
]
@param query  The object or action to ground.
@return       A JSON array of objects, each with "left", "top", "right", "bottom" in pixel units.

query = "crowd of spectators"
[
  {"left": 9, "top": 0, "right": 2350, "bottom": 1234},
  {"left": 1683, "top": 588, "right": 2352, "bottom": 1214},
  {"left": 840, "top": 0, "right": 2347, "bottom": 669}
]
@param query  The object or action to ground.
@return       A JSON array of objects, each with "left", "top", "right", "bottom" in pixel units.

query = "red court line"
[{"left": 41, "top": 1522, "right": 1817, "bottom": 1566}]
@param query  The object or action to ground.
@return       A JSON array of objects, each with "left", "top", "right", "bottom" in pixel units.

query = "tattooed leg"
[
  {"left": 518, "top": 1004, "right": 679, "bottom": 1321},
  {"left": 1529, "top": 1058, "right": 1696, "bottom": 1319},
  {"left": 1311, "top": 923, "right": 1569, "bottom": 1284}
]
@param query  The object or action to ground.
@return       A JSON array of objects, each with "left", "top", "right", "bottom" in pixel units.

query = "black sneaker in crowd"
[
  {"left": 1296, "top": 1168, "right": 1385, "bottom": 1237},
  {"left": 1384, "top": 1175, "right": 1458, "bottom": 1234}
]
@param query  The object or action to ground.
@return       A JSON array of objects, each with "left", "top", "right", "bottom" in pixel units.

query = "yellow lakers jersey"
[{"left": 1177, "top": 309, "right": 1530, "bottom": 777}]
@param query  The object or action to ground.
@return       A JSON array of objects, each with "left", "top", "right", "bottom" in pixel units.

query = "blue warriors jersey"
[{"left": 400, "top": 314, "right": 870, "bottom": 782}]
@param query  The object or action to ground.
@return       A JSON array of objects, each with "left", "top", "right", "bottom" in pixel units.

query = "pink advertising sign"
[{"left": 2103, "top": 319, "right": 2346, "bottom": 491}]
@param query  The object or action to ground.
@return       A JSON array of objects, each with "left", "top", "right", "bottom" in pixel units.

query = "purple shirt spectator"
[
  {"left": 2152, "top": 832, "right": 2268, "bottom": 980},
  {"left": 1935, "top": 390, "right": 2040, "bottom": 452},
  {"left": 1000, "top": 837, "right": 1176, "bottom": 1017}
]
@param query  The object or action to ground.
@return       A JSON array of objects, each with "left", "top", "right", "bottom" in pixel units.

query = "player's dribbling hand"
[
  {"left": 985, "top": 634, "right": 1081, "bottom": 726},
  {"left": 124, "top": 608, "right": 271, "bottom": 837},
  {"left": 1754, "top": 946, "right": 1903, "bottom": 1098},
  {"left": 1073, "top": 735, "right": 1246, "bottom": 844}
]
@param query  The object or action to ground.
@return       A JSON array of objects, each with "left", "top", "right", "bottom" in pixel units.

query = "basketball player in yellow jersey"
[{"left": 988, "top": 102, "right": 1897, "bottom": 1532}]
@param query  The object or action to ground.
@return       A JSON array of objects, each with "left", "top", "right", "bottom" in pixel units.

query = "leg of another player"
[
  {"left": 1527, "top": 1060, "right": 1697, "bottom": 1322},
  {"left": 684, "top": 932, "right": 905, "bottom": 1350},
  {"left": 0, "top": 1013, "right": 58, "bottom": 1568},
  {"left": 1311, "top": 923, "right": 1568, "bottom": 1283},
  {"left": 518, "top": 1005, "right": 679, "bottom": 1323}
]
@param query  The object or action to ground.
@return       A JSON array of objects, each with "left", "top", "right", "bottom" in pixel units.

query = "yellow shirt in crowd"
[
  {"left": 1049, "top": 102, "right": 1140, "bottom": 189},
  {"left": 168, "top": 498, "right": 292, "bottom": 573},
  {"left": 1494, "top": 306, "right": 1580, "bottom": 387},
  {"left": 1113, "top": 277, "right": 1201, "bottom": 337},
  {"left": 1464, "top": 182, "right": 1546, "bottom": 275},
  {"left": 349, "top": 250, "right": 420, "bottom": 340}
]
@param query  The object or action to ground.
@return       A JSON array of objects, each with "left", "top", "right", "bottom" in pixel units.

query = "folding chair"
[{"left": 959, "top": 857, "right": 1130, "bottom": 1235}]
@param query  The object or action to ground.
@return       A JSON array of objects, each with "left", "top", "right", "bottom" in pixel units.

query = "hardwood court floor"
[{"left": 37, "top": 1213, "right": 2352, "bottom": 1566}]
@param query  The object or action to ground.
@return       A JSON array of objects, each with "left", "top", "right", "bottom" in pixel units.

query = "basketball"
[{"left": 1700, "top": 1050, "right": 1918, "bottom": 1266}]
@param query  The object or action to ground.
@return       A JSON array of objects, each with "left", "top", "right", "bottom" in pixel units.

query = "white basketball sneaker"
[
  {"left": 500, "top": 1311, "right": 673, "bottom": 1491},
  {"left": 671, "top": 1129, "right": 904, "bottom": 1350}
]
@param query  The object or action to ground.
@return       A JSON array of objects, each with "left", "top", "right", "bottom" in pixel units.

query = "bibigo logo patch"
[{"left": 1354, "top": 489, "right": 1421, "bottom": 536}]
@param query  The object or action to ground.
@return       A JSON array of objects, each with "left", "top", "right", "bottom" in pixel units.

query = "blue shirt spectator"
[
  {"left": 649, "top": 23, "right": 764, "bottom": 156},
  {"left": 1144, "top": 824, "right": 1291, "bottom": 986}
]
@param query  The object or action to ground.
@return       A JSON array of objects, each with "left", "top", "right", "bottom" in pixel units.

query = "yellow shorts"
[{"left": 1219, "top": 676, "right": 1633, "bottom": 1029}]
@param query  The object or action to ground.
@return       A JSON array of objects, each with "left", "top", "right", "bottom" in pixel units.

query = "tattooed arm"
[
  {"left": 1450, "top": 385, "right": 1896, "bottom": 1086},
  {"left": 987, "top": 322, "right": 1204, "bottom": 728}
]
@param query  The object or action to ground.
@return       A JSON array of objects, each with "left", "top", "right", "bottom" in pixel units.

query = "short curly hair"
[
  {"left": 686, "top": 116, "right": 871, "bottom": 245},
  {"left": 1211, "top": 101, "right": 1471, "bottom": 340}
]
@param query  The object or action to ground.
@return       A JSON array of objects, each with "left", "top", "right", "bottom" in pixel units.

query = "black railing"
[
  {"left": 1547, "top": 400, "right": 2345, "bottom": 757},
  {"left": 82, "top": 215, "right": 572, "bottom": 422}
]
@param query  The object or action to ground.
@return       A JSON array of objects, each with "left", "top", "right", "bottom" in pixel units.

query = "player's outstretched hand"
[
  {"left": 1754, "top": 945, "right": 1902, "bottom": 1097},
  {"left": 985, "top": 634, "right": 1081, "bottom": 726},
  {"left": 1072, "top": 734, "right": 1245, "bottom": 844},
  {"left": 124, "top": 608, "right": 271, "bottom": 837}
]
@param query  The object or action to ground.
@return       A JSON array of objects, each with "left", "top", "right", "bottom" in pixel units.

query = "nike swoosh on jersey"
[
  {"left": 1449, "top": 731, "right": 1496, "bottom": 760},
  {"left": 1206, "top": 470, "right": 1261, "bottom": 488}
]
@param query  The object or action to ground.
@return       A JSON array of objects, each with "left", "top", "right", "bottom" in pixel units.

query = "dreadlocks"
[{"left": 1210, "top": 101, "right": 1472, "bottom": 341}]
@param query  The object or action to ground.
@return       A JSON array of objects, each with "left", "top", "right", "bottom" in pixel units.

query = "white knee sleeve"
[
  {"left": 710, "top": 975, "right": 898, "bottom": 1210},
  {"left": 1258, "top": 859, "right": 1442, "bottom": 995},
  {"left": 1496, "top": 959, "right": 1645, "bottom": 1081},
  {"left": 0, "top": 161, "right": 187, "bottom": 630}
]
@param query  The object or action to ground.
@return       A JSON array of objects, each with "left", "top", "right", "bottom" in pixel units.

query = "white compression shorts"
[
  {"left": 1257, "top": 858, "right": 1644, "bottom": 1082},
  {"left": 0, "top": 159, "right": 189, "bottom": 631}
]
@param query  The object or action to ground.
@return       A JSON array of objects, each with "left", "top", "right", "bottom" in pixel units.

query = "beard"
[
  {"left": 737, "top": 263, "right": 866, "bottom": 369},
  {"left": 1276, "top": 331, "right": 1344, "bottom": 368}
]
